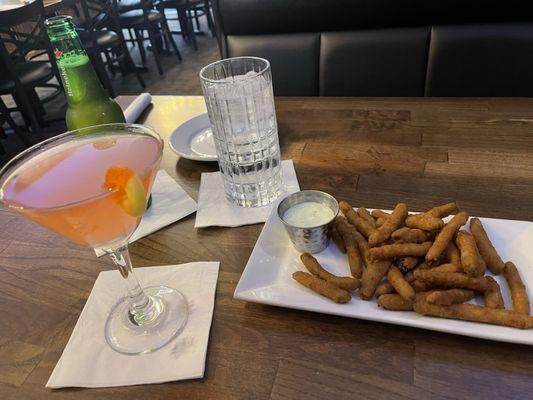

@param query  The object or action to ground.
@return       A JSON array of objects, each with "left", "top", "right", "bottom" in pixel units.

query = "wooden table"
[{"left": 2, "top": 96, "right": 533, "bottom": 399}]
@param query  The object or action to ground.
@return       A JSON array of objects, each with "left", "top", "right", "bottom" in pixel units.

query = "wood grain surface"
[{"left": 2, "top": 96, "right": 533, "bottom": 400}]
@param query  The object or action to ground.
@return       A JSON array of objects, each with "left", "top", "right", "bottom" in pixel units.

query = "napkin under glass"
[
  {"left": 46, "top": 261, "right": 220, "bottom": 388},
  {"left": 194, "top": 159, "right": 300, "bottom": 228},
  {"left": 95, "top": 170, "right": 197, "bottom": 257}
]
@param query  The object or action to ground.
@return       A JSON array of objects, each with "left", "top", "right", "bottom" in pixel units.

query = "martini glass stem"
[{"left": 108, "top": 244, "right": 158, "bottom": 326}]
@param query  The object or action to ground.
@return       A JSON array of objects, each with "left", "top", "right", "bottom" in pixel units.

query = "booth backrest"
[{"left": 212, "top": 0, "right": 533, "bottom": 96}]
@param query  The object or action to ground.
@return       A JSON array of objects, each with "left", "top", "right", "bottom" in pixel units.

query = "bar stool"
[
  {"left": 157, "top": 0, "right": 212, "bottom": 51},
  {"left": 62, "top": 0, "right": 145, "bottom": 97},
  {"left": 119, "top": 0, "right": 181, "bottom": 75}
]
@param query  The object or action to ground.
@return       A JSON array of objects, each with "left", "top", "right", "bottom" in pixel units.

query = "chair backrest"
[
  {"left": 0, "top": 3, "right": 41, "bottom": 136},
  {"left": 0, "top": 0, "right": 45, "bottom": 27},
  {"left": 0, "top": 0, "right": 52, "bottom": 65},
  {"left": 0, "top": 0, "right": 60, "bottom": 94},
  {"left": 83, "top": 0, "right": 119, "bottom": 31},
  {"left": 213, "top": 0, "right": 533, "bottom": 97},
  {"left": 60, "top": 0, "right": 120, "bottom": 48}
]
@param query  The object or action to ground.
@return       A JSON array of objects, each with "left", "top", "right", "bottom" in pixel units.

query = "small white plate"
[
  {"left": 234, "top": 206, "right": 533, "bottom": 345},
  {"left": 169, "top": 113, "right": 217, "bottom": 161}
]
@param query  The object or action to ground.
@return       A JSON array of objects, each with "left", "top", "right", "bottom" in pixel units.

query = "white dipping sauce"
[{"left": 283, "top": 201, "right": 335, "bottom": 228}]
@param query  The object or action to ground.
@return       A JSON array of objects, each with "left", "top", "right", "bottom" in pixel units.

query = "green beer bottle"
[{"left": 44, "top": 16, "right": 125, "bottom": 130}]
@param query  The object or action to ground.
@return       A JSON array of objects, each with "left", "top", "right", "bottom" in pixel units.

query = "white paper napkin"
[
  {"left": 96, "top": 170, "right": 197, "bottom": 257},
  {"left": 47, "top": 261, "right": 220, "bottom": 388},
  {"left": 124, "top": 93, "right": 152, "bottom": 123},
  {"left": 195, "top": 159, "right": 300, "bottom": 228}
]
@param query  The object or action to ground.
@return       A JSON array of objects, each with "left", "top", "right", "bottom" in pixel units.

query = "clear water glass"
[{"left": 200, "top": 56, "right": 282, "bottom": 207}]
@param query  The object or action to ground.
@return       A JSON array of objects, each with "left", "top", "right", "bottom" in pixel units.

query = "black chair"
[
  {"left": 116, "top": 0, "right": 142, "bottom": 43},
  {"left": 119, "top": 0, "right": 181, "bottom": 75},
  {"left": 0, "top": 97, "right": 25, "bottom": 154},
  {"left": 0, "top": 59, "right": 43, "bottom": 142},
  {"left": 0, "top": 0, "right": 58, "bottom": 140},
  {"left": 61, "top": 0, "right": 145, "bottom": 97},
  {"left": 213, "top": 0, "right": 533, "bottom": 97},
  {"left": 157, "top": 0, "right": 213, "bottom": 51},
  {"left": 190, "top": 0, "right": 215, "bottom": 37}
]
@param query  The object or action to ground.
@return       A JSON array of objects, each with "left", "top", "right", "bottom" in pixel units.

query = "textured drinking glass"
[{"left": 200, "top": 56, "right": 282, "bottom": 207}]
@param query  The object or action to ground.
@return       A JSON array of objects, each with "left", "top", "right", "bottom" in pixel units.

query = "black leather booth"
[{"left": 212, "top": 0, "right": 533, "bottom": 96}]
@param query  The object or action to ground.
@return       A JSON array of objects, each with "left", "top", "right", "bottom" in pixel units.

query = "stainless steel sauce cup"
[{"left": 277, "top": 190, "right": 339, "bottom": 254}]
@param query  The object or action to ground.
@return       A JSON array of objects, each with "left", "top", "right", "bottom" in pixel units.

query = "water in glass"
[{"left": 200, "top": 57, "right": 282, "bottom": 207}]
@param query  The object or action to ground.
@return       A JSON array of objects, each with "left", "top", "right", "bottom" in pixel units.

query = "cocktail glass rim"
[{"left": 0, "top": 123, "right": 163, "bottom": 212}]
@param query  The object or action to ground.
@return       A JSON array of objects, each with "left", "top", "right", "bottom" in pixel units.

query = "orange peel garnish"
[{"left": 104, "top": 166, "right": 147, "bottom": 217}]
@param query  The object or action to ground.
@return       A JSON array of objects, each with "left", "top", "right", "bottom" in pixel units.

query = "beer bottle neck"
[{"left": 45, "top": 16, "right": 110, "bottom": 106}]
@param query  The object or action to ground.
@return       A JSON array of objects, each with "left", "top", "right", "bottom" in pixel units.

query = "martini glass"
[{"left": 0, "top": 124, "right": 188, "bottom": 354}]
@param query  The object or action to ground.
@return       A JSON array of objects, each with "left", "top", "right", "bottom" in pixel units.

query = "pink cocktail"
[{"left": 0, "top": 124, "right": 188, "bottom": 354}]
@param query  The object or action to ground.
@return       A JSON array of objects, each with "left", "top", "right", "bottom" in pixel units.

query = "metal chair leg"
[
  {"left": 161, "top": 21, "right": 170, "bottom": 52},
  {"left": 128, "top": 28, "right": 135, "bottom": 47},
  {"left": 193, "top": 6, "right": 200, "bottom": 30},
  {"left": 176, "top": 8, "right": 188, "bottom": 40},
  {"left": 162, "top": 18, "right": 181, "bottom": 61},
  {"left": 146, "top": 24, "right": 163, "bottom": 75},
  {"left": 13, "top": 90, "right": 43, "bottom": 140},
  {"left": 117, "top": 30, "right": 146, "bottom": 89},
  {"left": 135, "top": 29, "right": 147, "bottom": 63},
  {"left": 104, "top": 51, "right": 116, "bottom": 75},
  {"left": 204, "top": 0, "right": 215, "bottom": 36},
  {"left": 186, "top": 9, "right": 198, "bottom": 50}
]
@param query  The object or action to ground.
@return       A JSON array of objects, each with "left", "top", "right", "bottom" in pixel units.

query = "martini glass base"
[{"left": 105, "top": 286, "right": 189, "bottom": 355}]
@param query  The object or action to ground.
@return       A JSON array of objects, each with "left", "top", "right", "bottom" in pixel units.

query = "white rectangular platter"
[{"left": 234, "top": 206, "right": 533, "bottom": 345}]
